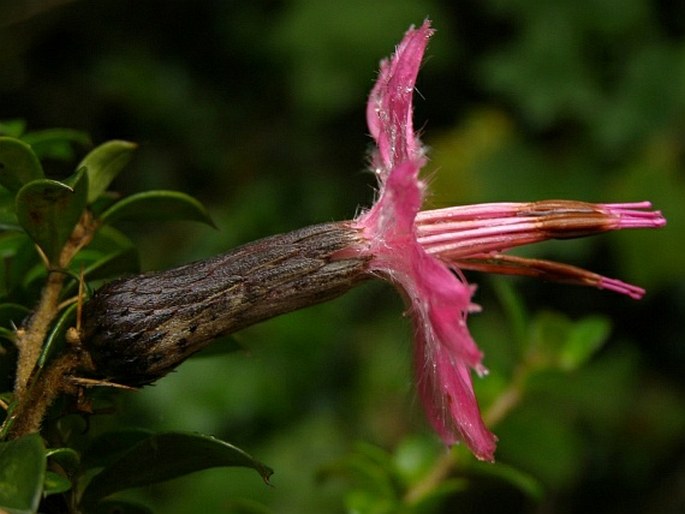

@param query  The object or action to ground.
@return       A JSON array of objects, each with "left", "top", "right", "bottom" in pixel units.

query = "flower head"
[{"left": 353, "top": 20, "right": 665, "bottom": 462}]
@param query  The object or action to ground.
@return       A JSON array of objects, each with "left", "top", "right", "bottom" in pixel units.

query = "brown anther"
[
  {"left": 535, "top": 212, "right": 611, "bottom": 239},
  {"left": 520, "top": 200, "right": 600, "bottom": 217},
  {"left": 518, "top": 200, "right": 613, "bottom": 240},
  {"left": 455, "top": 253, "right": 605, "bottom": 289}
]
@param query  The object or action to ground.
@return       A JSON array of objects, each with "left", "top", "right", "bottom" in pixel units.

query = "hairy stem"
[
  {"left": 7, "top": 212, "right": 96, "bottom": 438},
  {"left": 14, "top": 272, "right": 65, "bottom": 399},
  {"left": 7, "top": 353, "right": 79, "bottom": 439}
]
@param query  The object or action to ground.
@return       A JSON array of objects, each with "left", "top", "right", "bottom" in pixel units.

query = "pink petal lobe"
[
  {"left": 356, "top": 20, "right": 497, "bottom": 461},
  {"left": 360, "top": 187, "right": 497, "bottom": 460},
  {"left": 408, "top": 248, "right": 498, "bottom": 461},
  {"left": 416, "top": 338, "right": 498, "bottom": 461},
  {"left": 366, "top": 20, "right": 433, "bottom": 177}
]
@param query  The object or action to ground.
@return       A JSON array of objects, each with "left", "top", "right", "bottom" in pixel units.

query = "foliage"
[
  {"left": 0, "top": 128, "right": 269, "bottom": 512},
  {"left": 0, "top": 1, "right": 683, "bottom": 513}
]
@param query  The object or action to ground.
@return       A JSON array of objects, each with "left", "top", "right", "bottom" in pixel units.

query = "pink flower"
[{"left": 352, "top": 20, "right": 666, "bottom": 462}]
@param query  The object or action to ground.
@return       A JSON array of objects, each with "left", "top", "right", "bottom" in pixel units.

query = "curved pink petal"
[
  {"left": 356, "top": 20, "right": 497, "bottom": 461},
  {"left": 366, "top": 20, "right": 432, "bottom": 178}
]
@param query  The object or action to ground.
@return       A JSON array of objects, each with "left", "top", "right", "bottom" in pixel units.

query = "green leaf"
[
  {"left": 321, "top": 443, "right": 396, "bottom": 503},
  {"left": 43, "top": 471, "right": 72, "bottom": 496},
  {"left": 0, "top": 433, "right": 46, "bottom": 514},
  {"left": 86, "top": 224, "right": 136, "bottom": 254},
  {"left": 0, "top": 232, "right": 30, "bottom": 263},
  {"left": 0, "top": 189, "right": 21, "bottom": 231},
  {"left": 78, "top": 140, "right": 137, "bottom": 203},
  {"left": 0, "top": 233, "right": 37, "bottom": 296},
  {"left": 15, "top": 169, "right": 88, "bottom": 265},
  {"left": 526, "top": 311, "right": 572, "bottom": 369},
  {"left": 100, "top": 190, "right": 215, "bottom": 227},
  {"left": 82, "top": 246, "right": 140, "bottom": 281},
  {"left": 392, "top": 435, "right": 441, "bottom": 487},
  {"left": 0, "top": 210, "right": 21, "bottom": 232},
  {"left": 0, "top": 137, "right": 44, "bottom": 193},
  {"left": 90, "top": 191, "right": 122, "bottom": 217},
  {"left": 80, "top": 428, "right": 155, "bottom": 470},
  {"left": 527, "top": 311, "right": 611, "bottom": 372},
  {"left": 491, "top": 277, "right": 529, "bottom": 351},
  {"left": 558, "top": 315, "right": 611, "bottom": 371},
  {"left": 21, "top": 129, "right": 91, "bottom": 161},
  {"left": 81, "top": 432, "right": 273, "bottom": 508},
  {"left": 63, "top": 246, "right": 140, "bottom": 299},
  {"left": 496, "top": 405, "right": 584, "bottom": 488},
  {"left": 20, "top": 261, "right": 49, "bottom": 298},
  {"left": 0, "top": 120, "right": 26, "bottom": 138},
  {"left": 46, "top": 447, "right": 81, "bottom": 473}
]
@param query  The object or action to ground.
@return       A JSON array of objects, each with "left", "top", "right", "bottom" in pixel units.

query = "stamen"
[
  {"left": 415, "top": 200, "right": 666, "bottom": 257},
  {"left": 435, "top": 253, "right": 646, "bottom": 299}
]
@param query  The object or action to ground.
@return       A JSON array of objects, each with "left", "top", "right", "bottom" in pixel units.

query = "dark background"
[{"left": 2, "top": 1, "right": 683, "bottom": 512}]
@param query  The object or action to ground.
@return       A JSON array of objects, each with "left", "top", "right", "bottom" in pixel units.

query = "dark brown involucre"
[{"left": 81, "top": 222, "right": 369, "bottom": 386}]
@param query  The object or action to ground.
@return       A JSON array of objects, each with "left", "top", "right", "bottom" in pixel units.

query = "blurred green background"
[{"left": 2, "top": 1, "right": 684, "bottom": 512}]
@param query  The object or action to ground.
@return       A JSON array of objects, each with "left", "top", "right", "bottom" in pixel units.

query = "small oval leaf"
[
  {"left": 0, "top": 137, "right": 44, "bottom": 193},
  {"left": 21, "top": 129, "right": 91, "bottom": 161},
  {"left": 43, "top": 470, "right": 72, "bottom": 496},
  {"left": 80, "top": 432, "right": 273, "bottom": 508},
  {"left": 0, "top": 433, "right": 46, "bottom": 514},
  {"left": 2, "top": 234, "right": 40, "bottom": 297},
  {"left": 46, "top": 447, "right": 81, "bottom": 473},
  {"left": 559, "top": 316, "right": 611, "bottom": 371},
  {"left": 79, "top": 140, "right": 137, "bottom": 203},
  {"left": 526, "top": 311, "right": 572, "bottom": 368},
  {"left": 16, "top": 169, "right": 88, "bottom": 265},
  {"left": 100, "top": 190, "right": 215, "bottom": 227}
]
